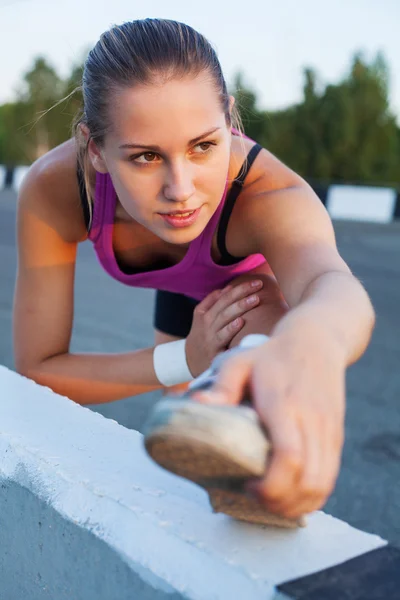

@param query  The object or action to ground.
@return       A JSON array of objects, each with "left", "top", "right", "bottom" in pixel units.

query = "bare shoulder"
[
  {"left": 17, "top": 138, "right": 88, "bottom": 243},
  {"left": 229, "top": 134, "right": 303, "bottom": 191},
  {"left": 226, "top": 135, "right": 327, "bottom": 257}
]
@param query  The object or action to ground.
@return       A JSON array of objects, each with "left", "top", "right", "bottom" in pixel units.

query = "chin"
[{"left": 162, "top": 226, "right": 202, "bottom": 246}]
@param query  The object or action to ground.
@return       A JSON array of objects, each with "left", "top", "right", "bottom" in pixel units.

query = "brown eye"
[
  {"left": 142, "top": 152, "right": 157, "bottom": 162},
  {"left": 131, "top": 152, "right": 160, "bottom": 164},
  {"left": 192, "top": 141, "right": 216, "bottom": 154}
]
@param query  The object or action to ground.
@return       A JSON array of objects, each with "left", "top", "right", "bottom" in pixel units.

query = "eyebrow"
[{"left": 119, "top": 127, "right": 222, "bottom": 151}]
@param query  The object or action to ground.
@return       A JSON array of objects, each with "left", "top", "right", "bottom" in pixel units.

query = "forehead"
[{"left": 108, "top": 74, "right": 225, "bottom": 146}]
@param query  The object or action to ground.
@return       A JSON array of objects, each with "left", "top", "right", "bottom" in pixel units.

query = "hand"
[
  {"left": 185, "top": 280, "right": 264, "bottom": 377},
  {"left": 194, "top": 327, "right": 346, "bottom": 519}
]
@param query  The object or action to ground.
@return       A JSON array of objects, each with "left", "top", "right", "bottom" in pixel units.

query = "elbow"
[
  {"left": 366, "top": 294, "right": 376, "bottom": 338},
  {"left": 15, "top": 360, "right": 44, "bottom": 384},
  {"left": 355, "top": 273, "right": 376, "bottom": 335},
  {"left": 14, "top": 353, "right": 63, "bottom": 386}
]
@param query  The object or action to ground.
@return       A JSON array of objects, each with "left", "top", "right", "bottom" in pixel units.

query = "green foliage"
[
  {"left": 0, "top": 55, "right": 84, "bottom": 164},
  {"left": 1, "top": 50, "right": 399, "bottom": 186},
  {"left": 231, "top": 53, "right": 399, "bottom": 185}
]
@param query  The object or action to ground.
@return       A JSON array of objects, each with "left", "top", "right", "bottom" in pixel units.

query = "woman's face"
[{"left": 97, "top": 74, "right": 232, "bottom": 245}]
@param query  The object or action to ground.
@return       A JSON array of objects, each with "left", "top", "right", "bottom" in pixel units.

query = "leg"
[{"left": 226, "top": 263, "right": 289, "bottom": 348}]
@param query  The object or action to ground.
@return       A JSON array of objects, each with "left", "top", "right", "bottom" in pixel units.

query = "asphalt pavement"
[{"left": 1, "top": 188, "right": 400, "bottom": 546}]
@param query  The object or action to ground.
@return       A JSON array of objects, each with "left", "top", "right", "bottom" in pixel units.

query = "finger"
[
  {"left": 274, "top": 416, "right": 342, "bottom": 519},
  {"left": 270, "top": 415, "right": 324, "bottom": 518},
  {"left": 298, "top": 420, "right": 342, "bottom": 515},
  {"left": 215, "top": 316, "right": 245, "bottom": 348},
  {"left": 219, "top": 284, "right": 233, "bottom": 295},
  {"left": 211, "top": 280, "right": 263, "bottom": 319},
  {"left": 250, "top": 407, "right": 304, "bottom": 509},
  {"left": 195, "top": 288, "right": 224, "bottom": 314},
  {"left": 195, "top": 352, "right": 254, "bottom": 406},
  {"left": 214, "top": 293, "right": 261, "bottom": 335}
]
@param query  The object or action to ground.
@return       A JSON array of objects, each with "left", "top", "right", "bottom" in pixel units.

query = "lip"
[
  {"left": 159, "top": 209, "right": 200, "bottom": 215},
  {"left": 158, "top": 206, "right": 202, "bottom": 228}
]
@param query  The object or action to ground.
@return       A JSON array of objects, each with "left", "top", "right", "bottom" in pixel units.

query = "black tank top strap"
[
  {"left": 76, "top": 160, "right": 91, "bottom": 232},
  {"left": 217, "top": 143, "right": 263, "bottom": 265}
]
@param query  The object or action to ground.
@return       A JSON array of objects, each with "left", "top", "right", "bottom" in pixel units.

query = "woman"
[{"left": 13, "top": 18, "right": 375, "bottom": 522}]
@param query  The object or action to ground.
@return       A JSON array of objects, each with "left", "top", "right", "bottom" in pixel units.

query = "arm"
[
  {"left": 14, "top": 158, "right": 161, "bottom": 405},
  {"left": 229, "top": 147, "right": 374, "bottom": 362},
  {"left": 14, "top": 150, "right": 260, "bottom": 405},
  {"left": 252, "top": 184, "right": 375, "bottom": 365},
  {"left": 196, "top": 148, "right": 375, "bottom": 519}
]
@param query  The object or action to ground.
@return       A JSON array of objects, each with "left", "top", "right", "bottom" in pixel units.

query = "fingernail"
[
  {"left": 232, "top": 317, "right": 241, "bottom": 328},
  {"left": 246, "top": 294, "right": 258, "bottom": 305},
  {"left": 199, "top": 391, "right": 229, "bottom": 405},
  {"left": 251, "top": 280, "right": 263, "bottom": 288}
]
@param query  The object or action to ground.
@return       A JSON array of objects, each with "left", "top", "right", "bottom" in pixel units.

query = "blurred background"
[
  {"left": 1, "top": 0, "right": 400, "bottom": 546},
  {"left": 1, "top": 0, "right": 399, "bottom": 184}
]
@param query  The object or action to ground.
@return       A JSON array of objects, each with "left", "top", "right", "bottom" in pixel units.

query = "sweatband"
[{"left": 153, "top": 339, "right": 194, "bottom": 386}]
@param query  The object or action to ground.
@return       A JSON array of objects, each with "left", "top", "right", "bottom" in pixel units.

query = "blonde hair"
[{"left": 73, "top": 18, "right": 245, "bottom": 223}]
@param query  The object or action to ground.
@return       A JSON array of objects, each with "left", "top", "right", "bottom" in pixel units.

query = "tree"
[
  {"left": 230, "top": 72, "right": 268, "bottom": 146},
  {"left": 265, "top": 51, "right": 399, "bottom": 185},
  {"left": 1, "top": 50, "right": 399, "bottom": 186},
  {"left": 0, "top": 54, "right": 87, "bottom": 164},
  {"left": 18, "top": 56, "right": 64, "bottom": 159}
]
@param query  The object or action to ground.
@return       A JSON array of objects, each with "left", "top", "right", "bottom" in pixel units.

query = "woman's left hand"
[{"left": 195, "top": 327, "right": 347, "bottom": 519}]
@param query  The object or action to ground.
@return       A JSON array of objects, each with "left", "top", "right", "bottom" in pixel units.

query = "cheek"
[
  {"left": 207, "top": 155, "right": 230, "bottom": 199},
  {"left": 197, "top": 149, "right": 230, "bottom": 192},
  {"left": 119, "top": 190, "right": 155, "bottom": 224},
  {"left": 111, "top": 166, "right": 157, "bottom": 215}
]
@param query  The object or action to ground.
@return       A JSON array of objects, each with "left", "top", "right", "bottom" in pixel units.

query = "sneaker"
[{"left": 143, "top": 335, "right": 306, "bottom": 528}]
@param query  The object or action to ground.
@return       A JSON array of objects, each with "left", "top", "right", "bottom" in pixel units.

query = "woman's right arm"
[
  {"left": 13, "top": 157, "right": 164, "bottom": 404},
  {"left": 13, "top": 152, "right": 261, "bottom": 405}
]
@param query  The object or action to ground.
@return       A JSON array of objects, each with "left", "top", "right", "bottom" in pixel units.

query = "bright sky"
[{"left": 1, "top": 0, "right": 399, "bottom": 119}]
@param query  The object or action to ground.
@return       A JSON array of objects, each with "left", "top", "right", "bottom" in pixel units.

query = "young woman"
[{"left": 13, "top": 18, "right": 375, "bottom": 522}]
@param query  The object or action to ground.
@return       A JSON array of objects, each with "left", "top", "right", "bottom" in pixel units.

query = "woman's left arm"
[
  {"left": 252, "top": 182, "right": 375, "bottom": 366},
  {"left": 197, "top": 150, "right": 375, "bottom": 518}
]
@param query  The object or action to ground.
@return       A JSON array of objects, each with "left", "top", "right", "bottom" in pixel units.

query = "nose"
[{"left": 163, "top": 161, "right": 195, "bottom": 203}]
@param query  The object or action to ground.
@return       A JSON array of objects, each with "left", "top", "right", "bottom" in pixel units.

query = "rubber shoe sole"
[{"left": 143, "top": 398, "right": 306, "bottom": 528}]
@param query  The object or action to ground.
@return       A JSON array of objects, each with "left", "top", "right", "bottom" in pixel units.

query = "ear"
[{"left": 79, "top": 123, "right": 108, "bottom": 174}]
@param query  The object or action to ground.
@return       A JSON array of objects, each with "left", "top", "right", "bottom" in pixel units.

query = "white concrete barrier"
[
  {"left": 0, "top": 164, "right": 30, "bottom": 191},
  {"left": 12, "top": 166, "right": 30, "bottom": 191},
  {"left": 326, "top": 185, "right": 398, "bottom": 223},
  {"left": 0, "top": 365, "right": 388, "bottom": 600},
  {"left": 0, "top": 165, "right": 5, "bottom": 188}
]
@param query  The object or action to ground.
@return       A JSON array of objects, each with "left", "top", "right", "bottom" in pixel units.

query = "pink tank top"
[{"left": 87, "top": 147, "right": 267, "bottom": 301}]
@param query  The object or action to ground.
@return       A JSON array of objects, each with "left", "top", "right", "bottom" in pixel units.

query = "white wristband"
[{"left": 153, "top": 339, "right": 194, "bottom": 387}]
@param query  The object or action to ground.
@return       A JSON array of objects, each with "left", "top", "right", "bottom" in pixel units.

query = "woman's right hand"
[{"left": 185, "top": 280, "right": 263, "bottom": 377}]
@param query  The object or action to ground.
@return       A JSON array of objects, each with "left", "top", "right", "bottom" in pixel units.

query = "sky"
[{"left": 1, "top": 0, "right": 399, "bottom": 118}]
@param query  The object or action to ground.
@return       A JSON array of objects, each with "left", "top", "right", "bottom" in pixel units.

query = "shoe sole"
[{"left": 144, "top": 399, "right": 306, "bottom": 529}]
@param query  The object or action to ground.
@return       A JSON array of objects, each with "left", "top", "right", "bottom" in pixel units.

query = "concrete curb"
[
  {"left": 0, "top": 366, "right": 387, "bottom": 600},
  {"left": 0, "top": 165, "right": 29, "bottom": 191},
  {"left": 316, "top": 183, "right": 400, "bottom": 224}
]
